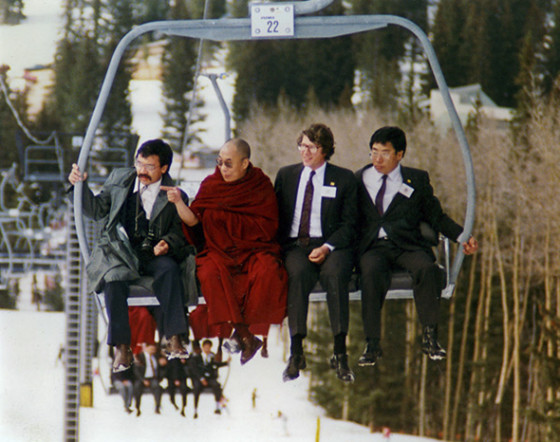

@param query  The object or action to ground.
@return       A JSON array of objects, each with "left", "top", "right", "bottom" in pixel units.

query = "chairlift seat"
[
  {"left": 309, "top": 222, "right": 450, "bottom": 302},
  {"left": 95, "top": 223, "right": 451, "bottom": 319},
  {"left": 23, "top": 145, "right": 64, "bottom": 182}
]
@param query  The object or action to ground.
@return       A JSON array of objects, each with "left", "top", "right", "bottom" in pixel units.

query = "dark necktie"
[
  {"left": 375, "top": 175, "right": 388, "bottom": 215},
  {"left": 297, "top": 170, "right": 316, "bottom": 245}
]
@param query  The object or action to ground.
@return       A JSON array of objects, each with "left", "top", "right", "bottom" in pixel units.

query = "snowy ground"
[{"left": 0, "top": 309, "right": 440, "bottom": 442}]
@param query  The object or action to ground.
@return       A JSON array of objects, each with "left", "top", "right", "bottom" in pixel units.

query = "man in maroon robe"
[{"left": 163, "top": 138, "right": 287, "bottom": 364}]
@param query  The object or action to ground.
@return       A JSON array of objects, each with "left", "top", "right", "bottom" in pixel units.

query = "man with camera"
[{"left": 68, "top": 139, "right": 191, "bottom": 373}]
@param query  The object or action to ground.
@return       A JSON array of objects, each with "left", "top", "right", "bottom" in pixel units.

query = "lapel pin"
[{"left": 330, "top": 182, "right": 335, "bottom": 186}]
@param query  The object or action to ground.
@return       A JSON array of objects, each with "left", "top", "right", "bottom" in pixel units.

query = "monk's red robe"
[
  {"left": 189, "top": 304, "right": 232, "bottom": 340},
  {"left": 189, "top": 165, "right": 287, "bottom": 327},
  {"left": 128, "top": 307, "right": 157, "bottom": 355}
]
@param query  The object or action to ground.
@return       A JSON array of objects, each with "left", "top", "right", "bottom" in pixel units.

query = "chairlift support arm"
[{"left": 75, "top": 14, "right": 475, "bottom": 293}]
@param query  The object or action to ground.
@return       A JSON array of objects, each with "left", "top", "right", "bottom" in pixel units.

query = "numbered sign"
[{"left": 251, "top": 4, "right": 294, "bottom": 38}]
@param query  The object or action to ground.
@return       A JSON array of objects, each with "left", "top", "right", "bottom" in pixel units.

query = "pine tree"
[
  {"left": 49, "top": 1, "right": 104, "bottom": 134},
  {"left": 542, "top": 0, "right": 560, "bottom": 95},
  {"left": 427, "top": 0, "right": 469, "bottom": 91},
  {"left": 227, "top": 0, "right": 355, "bottom": 123},
  {"left": 350, "top": 0, "right": 429, "bottom": 115},
  {"left": 0, "top": 69, "right": 26, "bottom": 169},
  {"left": 161, "top": 0, "right": 199, "bottom": 149},
  {"left": 99, "top": 1, "right": 135, "bottom": 146}
]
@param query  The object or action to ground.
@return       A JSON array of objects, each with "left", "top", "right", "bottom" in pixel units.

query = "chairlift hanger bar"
[{"left": 74, "top": 14, "right": 475, "bottom": 293}]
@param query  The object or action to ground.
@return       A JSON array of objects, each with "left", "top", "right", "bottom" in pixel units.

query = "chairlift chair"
[
  {"left": 76, "top": 5, "right": 475, "bottom": 320},
  {"left": 65, "top": 9, "right": 476, "bottom": 438},
  {"left": 23, "top": 133, "right": 65, "bottom": 182}
]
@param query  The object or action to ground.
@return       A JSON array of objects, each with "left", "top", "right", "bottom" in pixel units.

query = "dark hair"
[
  {"left": 369, "top": 126, "right": 407, "bottom": 156},
  {"left": 297, "top": 123, "right": 335, "bottom": 160},
  {"left": 201, "top": 339, "right": 212, "bottom": 347},
  {"left": 226, "top": 138, "right": 251, "bottom": 159},
  {"left": 137, "top": 139, "right": 173, "bottom": 170}
]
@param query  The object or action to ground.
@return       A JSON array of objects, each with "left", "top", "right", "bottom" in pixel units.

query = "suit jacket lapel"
[
  {"left": 107, "top": 169, "right": 136, "bottom": 229},
  {"left": 321, "top": 163, "right": 335, "bottom": 221},
  {"left": 288, "top": 164, "right": 304, "bottom": 218},
  {"left": 358, "top": 164, "right": 377, "bottom": 213},
  {"left": 149, "top": 174, "right": 173, "bottom": 223},
  {"left": 383, "top": 166, "right": 413, "bottom": 216}
]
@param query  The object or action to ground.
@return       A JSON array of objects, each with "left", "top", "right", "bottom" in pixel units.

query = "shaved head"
[{"left": 224, "top": 138, "right": 251, "bottom": 159}]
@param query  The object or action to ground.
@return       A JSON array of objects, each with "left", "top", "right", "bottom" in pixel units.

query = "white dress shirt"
[
  {"left": 144, "top": 352, "right": 157, "bottom": 378},
  {"left": 362, "top": 165, "right": 403, "bottom": 238},
  {"left": 134, "top": 177, "right": 162, "bottom": 220},
  {"left": 289, "top": 163, "right": 327, "bottom": 240}
]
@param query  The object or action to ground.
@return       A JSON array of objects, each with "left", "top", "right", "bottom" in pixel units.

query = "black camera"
[{"left": 137, "top": 230, "right": 157, "bottom": 260}]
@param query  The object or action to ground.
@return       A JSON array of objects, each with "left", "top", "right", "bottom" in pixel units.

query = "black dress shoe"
[
  {"left": 282, "top": 354, "right": 306, "bottom": 382},
  {"left": 421, "top": 325, "right": 447, "bottom": 360},
  {"left": 112, "top": 344, "right": 133, "bottom": 373},
  {"left": 329, "top": 353, "right": 355, "bottom": 383},
  {"left": 358, "top": 341, "right": 383, "bottom": 367}
]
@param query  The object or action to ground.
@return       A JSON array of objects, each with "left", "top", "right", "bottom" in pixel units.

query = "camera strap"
[{"left": 135, "top": 180, "right": 144, "bottom": 235}]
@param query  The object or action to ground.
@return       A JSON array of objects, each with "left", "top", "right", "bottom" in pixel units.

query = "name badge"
[
  {"left": 322, "top": 186, "right": 337, "bottom": 198},
  {"left": 398, "top": 183, "right": 414, "bottom": 198}
]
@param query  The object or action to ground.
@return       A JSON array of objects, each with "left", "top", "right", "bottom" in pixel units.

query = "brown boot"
[
  {"left": 112, "top": 344, "right": 133, "bottom": 373},
  {"left": 240, "top": 335, "right": 263, "bottom": 365},
  {"left": 260, "top": 337, "right": 269, "bottom": 358}
]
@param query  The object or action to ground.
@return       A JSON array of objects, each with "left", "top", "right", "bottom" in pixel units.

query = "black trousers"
[
  {"left": 284, "top": 239, "right": 354, "bottom": 338},
  {"left": 359, "top": 239, "right": 443, "bottom": 340},
  {"left": 134, "top": 377, "right": 162, "bottom": 411},
  {"left": 104, "top": 255, "right": 188, "bottom": 345},
  {"left": 192, "top": 378, "right": 222, "bottom": 407}
]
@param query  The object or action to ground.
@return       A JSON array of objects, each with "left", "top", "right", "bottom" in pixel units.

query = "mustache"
[{"left": 137, "top": 174, "right": 151, "bottom": 180}]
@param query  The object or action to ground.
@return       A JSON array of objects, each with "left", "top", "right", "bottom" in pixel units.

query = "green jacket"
[{"left": 79, "top": 167, "right": 189, "bottom": 293}]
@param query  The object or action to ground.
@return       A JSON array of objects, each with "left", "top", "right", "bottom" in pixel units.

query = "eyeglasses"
[
  {"left": 297, "top": 143, "right": 320, "bottom": 154},
  {"left": 370, "top": 150, "right": 394, "bottom": 160},
  {"left": 216, "top": 158, "right": 234, "bottom": 169},
  {"left": 134, "top": 160, "right": 160, "bottom": 172}
]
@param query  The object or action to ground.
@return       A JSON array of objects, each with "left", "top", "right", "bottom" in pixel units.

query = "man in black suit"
[
  {"left": 133, "top": 343, "right": 164, "bottom": 416},
  {"left": 356, "top": 126, "right": 478, "bottom": 365},
  {"left": 190, "top": 339, "right": 229, "bottom": 418},
  {"left": 275, "top": 123, "right": 358, "bottom": 383}
]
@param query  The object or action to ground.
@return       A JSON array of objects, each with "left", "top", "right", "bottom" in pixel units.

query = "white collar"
[
  {"left": 134, "top": 177, "right": 162, "bottom": 194},
  {"left": 371, "top": 164, "right": 402, "bottom": 182}
]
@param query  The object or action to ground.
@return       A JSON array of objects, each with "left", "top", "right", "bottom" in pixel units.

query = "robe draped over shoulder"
[{"left": 189, "top": 165, "right": 287, "bottom": 326}]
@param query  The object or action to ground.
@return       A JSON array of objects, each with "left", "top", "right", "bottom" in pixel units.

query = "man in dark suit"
[
  {"left": 355, "top": 126, "right": 478, "bottom": 365},
  {"left": 133, "top": 343, "right": 164, "bottom": 416},
  {"left": 275, "top": 123, "right": 358, "bottom": 383},
  {"left": 68, "top": 139, "right": 190, "bottom": 373},
  {"left": 190, "top": 339, "right": 229, "bottom": 418}
]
